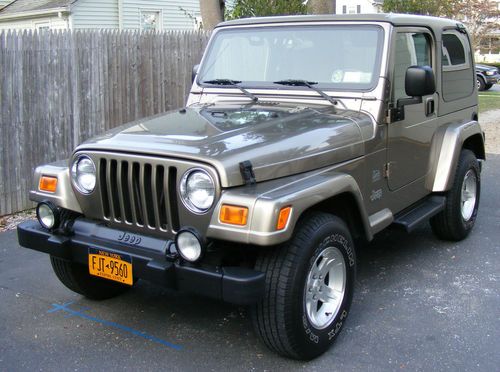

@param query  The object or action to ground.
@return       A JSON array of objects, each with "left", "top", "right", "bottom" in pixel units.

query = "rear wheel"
[
  {"left": 251, "top": 212, "right": 356, "bottom": 360},
  {"left": 430, "top": 149, "right": 480, "bottom": 241},
  {"left": 50, "top": 256, "right": 132, "bottom": 300}
]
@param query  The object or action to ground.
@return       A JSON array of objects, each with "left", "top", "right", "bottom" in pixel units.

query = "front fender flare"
[{"left": 207, "top": 170, "right": 371, "bottom": 246}]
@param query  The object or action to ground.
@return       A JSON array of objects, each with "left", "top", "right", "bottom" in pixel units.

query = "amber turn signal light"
[
  {"left": 39, "top": 176, "right": 58, "bottom": 193},
  {"left": 276, "top": 206, "right": 292, "bottom": 230},
  {"left": 220, "top": 205, "right": 248, "bottom": 226}
]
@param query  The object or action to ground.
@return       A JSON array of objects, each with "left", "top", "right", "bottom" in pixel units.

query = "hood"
[
  {"left": 76, "top": 102, "right": 375, "bottom": 187},
  {"left": 476, "top": 64, "right": 498, "bottom": 72}
]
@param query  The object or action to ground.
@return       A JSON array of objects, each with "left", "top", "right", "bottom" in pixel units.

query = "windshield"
[{"left": 198, "top": 24, "right": 384, "bottom": 91}]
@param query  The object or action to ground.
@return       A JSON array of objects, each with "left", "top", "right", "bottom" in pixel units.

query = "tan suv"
[{"left": 18, "top": 14, "right": 485, "bottom": 360}]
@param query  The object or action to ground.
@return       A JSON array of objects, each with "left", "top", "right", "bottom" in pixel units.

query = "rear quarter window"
[{"left": 441, "top": 31, "right": 474, "bottom": 101}]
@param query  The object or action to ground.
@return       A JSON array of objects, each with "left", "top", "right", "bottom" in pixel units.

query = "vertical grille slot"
[
  {"left": 156, "top": 165, "right": 168, "bottom": 230},
  {"left": 168, "top": 166, "right": 180, "bottom": 231},
  {"left": 132, "top": 162, "right": 143, "bottom": 226},
  {"left": 119, "top": 161, "right": 133, "bottom": 223},
  {"left": 109, "top": 160, "right": 121, "bottom": 221},
  {"left": 100, "top": 159, "right": 111, "bottom": 219},
  {"left": 143, "top": 163, "right": 156, "bottom": 228}
]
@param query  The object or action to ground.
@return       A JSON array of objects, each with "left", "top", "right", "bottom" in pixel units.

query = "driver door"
[{"left": 387, "top": 28, "right": 439, "bottom": 191}]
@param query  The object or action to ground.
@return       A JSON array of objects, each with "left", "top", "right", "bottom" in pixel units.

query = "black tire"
[
  {"left": 484, "top": 83, "right": 493, "bottom": 90},
  {"left": 50, "top": 256, "right": 132, "bottom": 300},
  {"left": 477, "top": 76, "right": 486, "bottom": 91},
  {"left": 251, "top": 212, "right": 356, "bottom": 360},
  {"left": 430, "top": 149, "right": 480, "bottom": 241}
]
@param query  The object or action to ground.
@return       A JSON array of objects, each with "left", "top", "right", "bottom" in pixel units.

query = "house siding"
[
  {"left": 336, "top": 0, "right": 381, "bottom": 14},
  {"left": 70, "top": 0, "right": 119, "bottom": 29},
  {"left": 0, "top": 0, "right": 201, "bottom": 31},
  {"left": 0, "top": 14, "right": 69, "bottom": 30},
  {"left": 122, "top": 0, "right": 200, "bottom": 30}
]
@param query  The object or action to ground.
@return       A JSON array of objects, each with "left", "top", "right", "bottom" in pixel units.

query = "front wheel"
[
  {"left": 50, "top": 256, "right": 132, "bottom": 300},
  {"left": 477, "top": 76, "right": 486, "bottom": 91},
  {"left": 430, "top": 149, "right": 480, "bottom": 241},
  {"left": 251, "top": 212, "right": 356, "bottom": 360}
]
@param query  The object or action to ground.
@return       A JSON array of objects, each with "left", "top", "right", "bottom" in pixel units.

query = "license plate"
[{"left": 88, "top": 248, "right": 133, "bottom": 285}]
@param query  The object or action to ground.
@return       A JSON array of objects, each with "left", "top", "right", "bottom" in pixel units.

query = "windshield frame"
[{"left": 197, "top": 22, "right": 386, "bottom": 93}]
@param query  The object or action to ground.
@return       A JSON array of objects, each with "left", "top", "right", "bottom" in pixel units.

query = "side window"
[
  {"left": 393, "top": 32, "right": 432, "bottom": 101},
  {"left": 442, "top": 33, "right": 468, "bottom": 69},
  {"left": 441, "top": 30, "right": 473, "bottom": 101}
]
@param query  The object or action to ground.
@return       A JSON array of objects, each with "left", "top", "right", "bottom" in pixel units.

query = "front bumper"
[
  {"left": 484, "top": 74, "right": 500, "bottom": 85},
  {"left": 17, "top": 219, "right": 265, "bottom": 305}
]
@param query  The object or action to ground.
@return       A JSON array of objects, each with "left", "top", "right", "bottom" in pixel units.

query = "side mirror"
[
  {"left": 192, "top": 64, "right": 200, "bottom": 83},
  {"left": 405, "top": 65, "right": 435, "bottom": 97},
  {"left": 391, "top": 66, "right": 436, "bottom": 122}
]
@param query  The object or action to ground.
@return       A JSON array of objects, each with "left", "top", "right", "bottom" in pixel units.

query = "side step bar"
[{"left": 392, "top": 196, "right": 446, "bottom": 232}]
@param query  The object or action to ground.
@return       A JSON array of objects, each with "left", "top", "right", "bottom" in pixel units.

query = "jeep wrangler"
[{"left": 18, "top": 14, "right": 485, "bottom": 360}]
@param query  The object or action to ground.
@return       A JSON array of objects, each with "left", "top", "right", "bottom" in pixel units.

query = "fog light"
[
  {"left": 36, "top": 201, "right": 60, "bottom": 229},
  {"left": 175, "top": 229, "right": 204, "bottom": 262}
]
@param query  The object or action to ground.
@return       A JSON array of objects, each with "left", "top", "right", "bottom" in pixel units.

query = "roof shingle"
[{"left": 0, "top": 0, "right": 73, "bottom": 15}]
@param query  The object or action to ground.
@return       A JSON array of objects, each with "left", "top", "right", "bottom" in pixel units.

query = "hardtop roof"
[{"left": 216, "top": 13, "right": 462, "bottom": 31}]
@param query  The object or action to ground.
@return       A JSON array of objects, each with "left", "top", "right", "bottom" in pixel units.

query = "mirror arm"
[
  {"left": 397, "top": 96, "right": 422, "bottom": 107},
  {"left": 389, "top": 96, "right": 423, "bottom": 122}
]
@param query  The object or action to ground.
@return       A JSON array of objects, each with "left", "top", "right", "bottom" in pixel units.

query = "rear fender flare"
[{"left": 426, "top": 120, "right": 484, "bottom": 192}]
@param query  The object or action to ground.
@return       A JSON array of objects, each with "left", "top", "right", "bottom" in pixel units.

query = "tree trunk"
[
  {"left": 308, "top": 0, "right": 334, "bottom": 14},
  {"left": 200, "top": 0, "right": 224, "bottom": 30}
]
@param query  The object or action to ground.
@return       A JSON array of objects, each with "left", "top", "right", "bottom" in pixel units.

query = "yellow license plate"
[{"left": 88, "top": 248, "right": 133, "bottom": 285}]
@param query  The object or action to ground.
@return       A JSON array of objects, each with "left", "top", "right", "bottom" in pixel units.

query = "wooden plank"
[
  {"left": 4, "top": 31, "right": 14, "bottom": 215},
  {"left": 0, "top": 31, "right": 8, "bottom": 215}
]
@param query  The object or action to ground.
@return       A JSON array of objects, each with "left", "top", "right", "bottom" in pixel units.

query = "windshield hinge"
[{"left": 239, "top": 160, "right": 256, "bottom": 185}]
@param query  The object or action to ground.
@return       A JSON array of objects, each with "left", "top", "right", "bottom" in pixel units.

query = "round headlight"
[
  {"left": 71, "top": 155, "right": 96, "bottom": 194},
  {"left": 175, "top": 229, "right": 204, "bottom": 262},
  {"left": 180, "top": 169, "right": 215, "bottom": 213},
  {"left": 36, "top": 201, "right": 60, "bottom": 229}
]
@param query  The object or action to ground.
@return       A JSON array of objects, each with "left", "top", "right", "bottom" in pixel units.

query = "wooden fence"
[{"left": 0, "top": 29, "right": 211, "bottom": 216}]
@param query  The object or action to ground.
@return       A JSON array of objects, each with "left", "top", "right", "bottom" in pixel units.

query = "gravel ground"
[
  {"left": 0, "top": 210, "right": 35, "bottom": 233},
  {"left": 1, "top": 109, "right": 498, "bottom": 231},
  {"left": 481, "top": 109, "right": 500, "bottom": 154}
]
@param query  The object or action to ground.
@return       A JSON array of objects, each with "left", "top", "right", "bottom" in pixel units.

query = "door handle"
[{"left": 425, "top": 98, "right": 435, "bottom": 117}]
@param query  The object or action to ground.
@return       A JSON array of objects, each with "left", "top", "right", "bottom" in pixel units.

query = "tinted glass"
[{"left": 442, "top": 34, "right": 466, "bottom": 67}]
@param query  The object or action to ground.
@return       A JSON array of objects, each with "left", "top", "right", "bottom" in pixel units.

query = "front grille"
[{"left": 98, "top": 158, "right": 179, "bottom": 232}]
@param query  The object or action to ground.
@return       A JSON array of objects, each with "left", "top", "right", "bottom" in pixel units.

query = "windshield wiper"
[
  {"left": 273, "top": 79, "right": 338, "bottom": 106},
  {"left": 202, "top": 79, "right": 258, "bottom": 102}
]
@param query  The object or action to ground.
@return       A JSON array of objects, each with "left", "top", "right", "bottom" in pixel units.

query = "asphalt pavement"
[
  {"left": 1, "top": 156, "right": 499, "bottom": 371},
  {"left": 488, "top": 83, "right": 500, "bottom": 92}
]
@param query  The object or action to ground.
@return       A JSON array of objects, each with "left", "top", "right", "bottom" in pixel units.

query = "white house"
[
  {"left": 0, "top": 0, "right": 201, "bottom": 31},
  {"left": 335, "top": 0, "right": 383, "bottom": 14}
]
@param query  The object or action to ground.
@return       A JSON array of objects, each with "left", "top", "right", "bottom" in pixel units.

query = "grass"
[{"left": 478, "top": 90, "right": 500, "bottom": 113}]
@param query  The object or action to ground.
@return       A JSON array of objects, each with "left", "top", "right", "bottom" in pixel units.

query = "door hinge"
[{"left": 384, "top": 162, "right": 391, "bottom": 178}]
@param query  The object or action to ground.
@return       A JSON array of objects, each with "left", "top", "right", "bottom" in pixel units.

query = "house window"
[
  {"left": 35, "top": 22, "right": 50, "bottom": 30},
  {"left": 357, "top": 5, "right": 361, "bottom": 13},
  {"left": 141, "top": 10, "right": 161, "bottom": 31},
  {"left": 342, "top": 5, "right": 347, "bottom": 13},
  {"left": 347, "top": 5, "right": 358, "bottom": 13}
]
